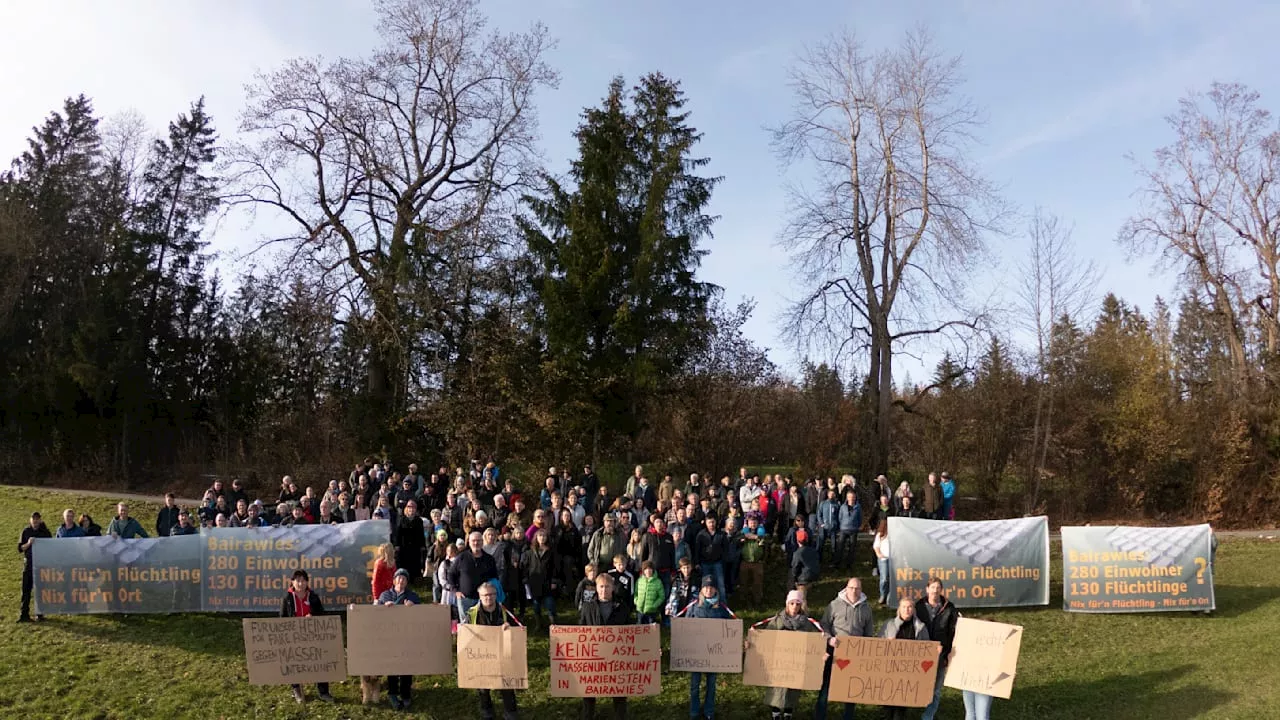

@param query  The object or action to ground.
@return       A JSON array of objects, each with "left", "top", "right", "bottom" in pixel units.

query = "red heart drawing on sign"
[
  {"left": 835, "top": 658, "right": 850, "bottom": 670},
  {"left": 921, "top": 660, "right": 934, "bottom": 673}
]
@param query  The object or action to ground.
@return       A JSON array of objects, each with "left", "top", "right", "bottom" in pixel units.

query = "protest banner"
[
  {"left": 1061, "top": 524, "right": 1215, "bottom": 613},
  {"left": 31, "top": 535, "right": 203, "bottom": 614},
  {"left": 203, "top": 521, "right": 387, "bottom": 611},
  {"left": 32, "top": 521, "right": 388, "bottom": 614},
  {"left": 888, "top": 516, "right": 1050, "bottom": 608},
  {"left": 944, "top": 618, "right": 1022, "bottom": 699},
  {"left": 669, "top": 617, "right": 743, "bottom": 673},
  {"left": 345, "top": 603, "right": 452, "bottom": 676},
  {"left": 548, "top": 624, "right": 661, "bottom": 697},
  {"left": 458, "top": 624, "right": 529, "bottom": 690},
  {"left": 828, "top": 636, "right": 940, "bottom": 707},
  {"left": 741, "top": 628, "right": 826, "bottom": 690},
  {"left": 243, "top": 616, "right": 346, "bottom": 685}
]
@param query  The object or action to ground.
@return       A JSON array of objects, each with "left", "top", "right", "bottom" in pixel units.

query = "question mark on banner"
[{"left": 1193, "top": 557, "right": 1206, "bottom": 585}]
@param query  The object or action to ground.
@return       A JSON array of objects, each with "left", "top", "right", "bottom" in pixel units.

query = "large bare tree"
[
  {"left": 1017, "top": 209, "right": 1097, "bottom": 513},
  {"left": 227, "top": 0, "right": 556, "bottom": 426},
  {"left": 1121, "top": 82, "right": 1280, "bottom": 391},
  {"left": 773, "top": 29, "right": 1001, "bottom": 474}
]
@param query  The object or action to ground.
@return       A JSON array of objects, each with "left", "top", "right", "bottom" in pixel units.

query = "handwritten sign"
[
  {"left": 549, "top": 624, "right": 661, "bottom": 697},
  {"left": 458, "top": 624, "right": 529, "bottom": 690},
  {"left": 742, "top": 628, "right": 825, "bottom": 690},
  {"left": 345, "top": 603, "right": 452, "bottom": 676},
  {"left": 944, "top": 618, "right": 1022, "bottom": 698},
  {"left": 829, "top": 636, "right": 940, "bottom": 707},
  {"left": 669, "top": 617, "right": 743, "bottom": 673},
  {"left": 243, "top": 616, "right": 346, "bottom": 685}
]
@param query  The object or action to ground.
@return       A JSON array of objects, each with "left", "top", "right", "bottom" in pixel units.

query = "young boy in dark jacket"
[{"left": 280, "top": 570, "right": 335, "bottom": 704}]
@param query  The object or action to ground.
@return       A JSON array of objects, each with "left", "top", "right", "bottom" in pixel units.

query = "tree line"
[{"left": 0, "top": 0, "right": 1275, "bottom": 525}]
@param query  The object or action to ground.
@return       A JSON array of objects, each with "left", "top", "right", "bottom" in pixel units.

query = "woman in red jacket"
[{"left": 360, "top": 542, "right": 397, "bottom": 704}]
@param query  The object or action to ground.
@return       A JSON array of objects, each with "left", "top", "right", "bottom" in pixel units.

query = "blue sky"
[{"left": 3, "top": 0, "right": 1279, "bottom": 381}]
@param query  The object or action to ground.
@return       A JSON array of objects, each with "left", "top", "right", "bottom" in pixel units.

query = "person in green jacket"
[
  {"left": 749, "top": 590, "right": 826, "bottom": 720},
  {"left": 632, "top": 561, "right": 665, "bottom": 624},
  {"left": 107, "top": 503, "right": 149, "bottom": 539}
]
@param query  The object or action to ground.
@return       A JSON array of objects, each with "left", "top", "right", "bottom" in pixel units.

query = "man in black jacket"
[
  {"left": 914, "top": 577, "right": 959, "bottom": 720},
  {"left": 471, "top": 581, "right": 521, "bottom": 720},
  {"left": 18, "top": 512, "right": 51, "bottom": 622},
  {"left": 639, "top": 517, "right": 676, "bottom": 598},
  {"left": 449, "top": 531, "right": 498, "bottom": 621},
  {"left": 155, "top": 494, "right": 181, "bottom": 538},
  {"left": 578, "top": 573, "right": 633, "bottom": 720},
  {"left": 694, "top": 516, "right": 727, "bottom": 601},
  {"left": 280, "top": 570, "right": 335, "bottom": 704}
]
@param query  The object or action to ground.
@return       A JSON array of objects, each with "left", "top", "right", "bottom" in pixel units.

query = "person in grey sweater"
[{"left": 815, "top": 577, "right": 876, "bottom": 720}]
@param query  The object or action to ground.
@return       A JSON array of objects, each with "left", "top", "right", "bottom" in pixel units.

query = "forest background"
[{"left": 2, "top": 0, "right": 1278, "bottom": 527}]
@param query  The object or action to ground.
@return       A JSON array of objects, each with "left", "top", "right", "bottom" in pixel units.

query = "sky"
[{"left": 3, "top": 0, "right": 1279, "bottom": 383}]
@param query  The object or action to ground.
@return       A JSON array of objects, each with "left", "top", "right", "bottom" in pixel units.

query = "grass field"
[{"left": 0, "top": 485, "right": 1275, "bottom": 720}]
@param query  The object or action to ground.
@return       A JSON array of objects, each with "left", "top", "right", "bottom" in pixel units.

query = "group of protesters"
[{"left": 16, "top": 460, "right": 981, "bottom": 719}]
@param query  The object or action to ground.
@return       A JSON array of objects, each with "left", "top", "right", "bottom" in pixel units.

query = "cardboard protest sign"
[
  {"left": 829, "top": 636, "right": 940, "bottom": 707},
  {"left": 549, "top": 624, "right": 661, "bottom": 697},
  {"left": 742, "top": 628, "right": 826, "bottom": 690},
  {"left": 345, "top": 603, "right": 452, "bottom": 676},
  {"left": 944, "top": 618, "right": 1022, "bottom": 699},
  {"left": 243, "top": 616, "right": 346, "bottom": 685},
  {"left": 458, "top": 624, "right": 529, "bottom": 690},
  {"left": 669, "top": 617, "right": 743, "bottom": 673}
]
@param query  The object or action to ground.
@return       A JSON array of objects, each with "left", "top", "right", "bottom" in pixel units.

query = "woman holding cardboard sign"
[
  {"left": 675, "top": 575, "right": 736, "bottom": 720},
  {"left": 879, "top": 597, "right": 931, "bottom": 720},
  {"left": 748, "top": 590, "right": 824, "bottom": 720},
  {"left": 376, "top": 568, "right": 423, "bottom": 711}
]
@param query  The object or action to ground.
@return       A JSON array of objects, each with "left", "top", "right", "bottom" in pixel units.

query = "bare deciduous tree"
[
  {"left": 1017, "top": 209, "right": 1097, "bottom": 513},
  {"left": 1121, "top": 82, "right": 1280, "bottom": 390},
  {"left": 226, "top": 0, "right": 557, "bottom": 424},
  {"left": 772, "top": 29, "right": 1002, "bottom": 474}
]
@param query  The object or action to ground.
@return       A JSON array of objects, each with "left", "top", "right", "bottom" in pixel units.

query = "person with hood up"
[
  {"left": 815, "top": 577, "right": 875, "bottom": 720},
  {"left": 789, "top": 528, "right": 820, "bottom": 591},
  {"left": 916, "top": 577, "right": 960, "bottom": 720},
  {"left": 376, "top": 568, "right": 422, "bottom": 710},
  {"left": 749, "top": 590, "right": 826, "bottom": 720},
  {"left": 880, "top": 597, "right": 936, "bottom": 720},
  {"left": 675, "top": 575, "right": 737, "bottom": 720}
]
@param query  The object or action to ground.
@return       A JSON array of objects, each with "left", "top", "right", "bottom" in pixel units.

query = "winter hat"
[
  {"left": 393, "top": 568, "right": 410, "bottom": 580},
  {"left": 795, "top": 529, "right": 808, "bottom": 545},
  {"left": 701, "top": 575, "right": 717, "bottom": 589},
  {"left": 786, "top": 590, "right": 804, "bottom": 605}
]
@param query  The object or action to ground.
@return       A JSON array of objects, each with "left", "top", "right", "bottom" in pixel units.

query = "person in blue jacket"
[
  {"left": 675, "top": 575, "right": 737, "bottom": 720},
  {"left": 835, "top": 491, "right": 863, "bottom": 570}
]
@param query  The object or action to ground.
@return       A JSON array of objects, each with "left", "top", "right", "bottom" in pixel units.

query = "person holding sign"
[
  {"left": 674, "top": 575, "right": 736, "bottom": 720},
  {"left": 279, "top": 570, "right": 336, "bottom": 704},
  {"left": 815, "top": 577, "right": 875, "bottom": 720},
  {"left": 376, "top": 568, "right": 422, "bottom": 710},
  {"left": 578, "top": 573, "right": 633, "bottom": 720},
  {"left": 916, "top": 577, "right": 959, "bottom": 720},
  {"left": 749, "top": 590, "right": 824, "bottom": 720},
  {"left": 880, "top": 597, "right": 930, "bottom": 720},
  {"left": 468, "top": 581, "right": 523, "bottom": 720}
]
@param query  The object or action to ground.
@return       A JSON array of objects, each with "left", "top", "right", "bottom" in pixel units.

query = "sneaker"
[
  {"left": 389, "top": 695, "right": 401, "bottom": 710},
  {"left": 399, "top": 698, "right": 411, "bottom": 712},
  {"left": 317, "top": 692, "right": 335, "bottom": 703},
  {"left": 291, "top": 688, "right": 305, "bottom": 704}
]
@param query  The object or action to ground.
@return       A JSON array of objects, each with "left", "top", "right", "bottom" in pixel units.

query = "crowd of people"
[{"left": 18, "top": 459, "right": 982, "bottom": 719}]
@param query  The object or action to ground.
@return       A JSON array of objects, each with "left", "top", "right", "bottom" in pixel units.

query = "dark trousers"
[
  {"left": 581, "top": 696, "right": 627, "bottom": 719},
  {"left": 838, "top": 531, "right": 858, "bottom": 568},
  {"left": 478, "top": 688, "right": 519, "bottom": 720},
  {"left": 20, "top": 565, "right": 34, "bottom": 619},
  {"left": 387, "top": 675, "right": 413, "bottom": 699}
]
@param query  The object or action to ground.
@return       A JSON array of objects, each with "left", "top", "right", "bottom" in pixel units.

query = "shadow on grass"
[
  {"left": 51, "top": 612, "right": 247, "bottom": 658},
  {"left": 1012, "top": 665, "right": 1235, "bottom": 720},
  {"left": 1208, "top": 585, "right": 1277, "bottom": 618}
]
